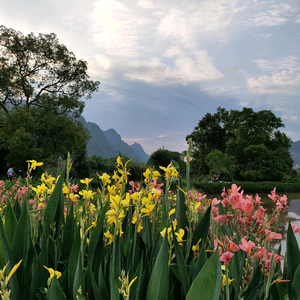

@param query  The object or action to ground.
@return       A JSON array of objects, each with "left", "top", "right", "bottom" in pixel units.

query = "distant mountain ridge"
[
  {"left": 78, "top": 116, "right": 149, "bottom": 163},
  {"left": 290, "top": 140, "right": 300, "bottom": 165}
]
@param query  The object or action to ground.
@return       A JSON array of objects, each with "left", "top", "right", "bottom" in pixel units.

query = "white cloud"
[
  {"left": 137, "top": 0, "right": 155, "bottom": 8},
  {"left": 123, "top": 138, "right": 147, "bottom": 142},
  {"left": 253, "top": 33, "right": 273, "bottom": 39},
  {"left": 157, "top": 1, "right": 245, "bottom": 47},
  {"left": 89, "top": 0, "right": 148, "bottom": 57},
  {"left": 239, "top": 102, "right": 249, "bottom": 106},
  {"left": 122, "top": 48, "right": 223, "bottom": 84},
  {"left": 247, "top": 70, "right": 300, "bottom": 94},
  {"left": 296, "top": 14, "right": 300, "bottom": 23},
  {"left": 248, "top": 4, "right": 298, "bottom": 26},
  {"left": 248, "top": 55, "right": 300, "bottom": 94},
  {"left": 291, "top": 116, "right": 298, "bottom": 120},
  {"left": 158, "top": 134, "right": 167, "bottom": 138}
]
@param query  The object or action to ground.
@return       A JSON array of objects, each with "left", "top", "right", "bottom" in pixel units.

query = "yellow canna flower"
[
  {"left": 137, "top": 219, "right": 143, "bottom": 233},
  {"left": 26, "top": 160, "right": 43, "bottom": 171},
  {"left": 169, "top": 208, "right": 176, "bottom": 217},
  {"left": 98, "top": 172, "right": 111, "bottom": 186},
  {"left": 104, "top": 230, "right": 114, "bottom": 245},
  {"left": 80, "top": 178, "right": 93, "bottom": 186},
  {"left": 44, "top": 266, "right": 61, "bottom": 284},
  {"left": 222, "top": 274, "right": 235, "bottom": 286},
  {"left": 6, "top": 260, "right": 22, "bottom": 283}
]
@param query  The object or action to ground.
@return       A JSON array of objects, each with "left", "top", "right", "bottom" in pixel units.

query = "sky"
[{"left": 1, "top": 0, "right": 300, "bottom": 154}]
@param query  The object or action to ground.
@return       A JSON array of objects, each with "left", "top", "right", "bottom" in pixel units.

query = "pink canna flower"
[
  {"left": 265, "top": 229, "right": 282, "bottom": 242},
  {"left": 267, "top": 253, "right": 282, "bottom": 263},
  {"left": 239, "top": 237, "right": 255, "bottom": 255},
  {"left": 220, "top": 251, "right": 234, "bottom": 265},
  {"left": 211, "top": 198, "right": 221, "bottom": 206},
  {"left": 255, "top": 194, "right": 262, "bottom": 205},
  {"left": 253, "top": 206, "right": 266, "bottom": 220},
  {"left": 253, "top": 246, "right": 267, "bottom": 260},
  {"left": 226, "top": 237, "right": 239, "bottom": 252},
  {"left": 292, "top": 224, "right": 300, "bottom": 234},
  {"left": 268, "top": 188, "right": 278, "bottom": 202},
  {"left": 280, "top": 195, "right": 287, "bottom": 206}
]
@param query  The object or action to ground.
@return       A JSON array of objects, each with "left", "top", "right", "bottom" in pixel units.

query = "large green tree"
[
  {"left": 188, "top": 107, "right": 294, "bottom": 181},
  {"left": 186, "top": 107, "right": 229, "bottom": 176},
  {"left": 0, "top": 26, "right": 99, "bottom": 175},
  {"left": 0, "top": 25, "right": 99, "bottom": 116}
]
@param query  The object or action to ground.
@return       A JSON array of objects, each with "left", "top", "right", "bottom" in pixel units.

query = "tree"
[
  {"left": 188, "top": 107, "right": 294, "bottom": 181},
  {"left": 186, "top": 107, "right": 229, "bottom": 176},
  {"left": 0, "top": 107, "right": 90, "bottom": 175},
  {"left": 0, "top": 25, "right": 99, "bottom": 116},
  {"left": 147, "top": 148, "right": 185, "bottom": 176}
]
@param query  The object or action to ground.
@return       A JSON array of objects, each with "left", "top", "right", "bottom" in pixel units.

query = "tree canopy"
[
  {"left": 0, "top": 26, "right": 99, "bottom": 175},
  {"left": 187, "top": 107, "right": 294, "bottom": 181},
  {"left": 0, "top": 25, "right": 99, "bottom": 116}
]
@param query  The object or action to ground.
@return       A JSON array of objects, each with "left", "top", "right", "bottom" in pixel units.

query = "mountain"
[
  {"left": 78, "top": 116, "right": 118, "bottom": 158},
  {"left": 103, "top": 129, "right": 142, "bottom": 162},
  {"left": 130, "top": 142, "right": 150, "bottom": 163},
  {"left": 78, "top": 116, "right": 149, "bottom": 163},
  {"left": 290, "top": 140, "right": 300, "bottom": 165}
]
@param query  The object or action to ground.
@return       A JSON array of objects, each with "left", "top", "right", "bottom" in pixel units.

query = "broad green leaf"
[
  {"left": 292, "top": 264, "right": 300, "bottom": 300},
  {"left": 68, "top": 225, "right": 81, "bottom": 296},
  {"left": 4, "top": 199, "right": 17, "bottom": 246},
  {"left": 43, "top": 165, "right": 66, "bottom": 236},
  {"left": 146, "top": 233, "right": 169, "bottom": 300},
  {"left": 192, "top": 241, "right": 207, "bottom": 281},
  {"left": 192, "top": 205, "right": 211, "bottom": 246},
  {"left": 48, "top": 276, "right": 66, "bottom": 300},
  {"left": 176, "top": 178, "right": 188, "bottom": 230},
  {"left": 97, "top": 263, "right": 109, "bottom": 300},
  {"left": 186, "top": 250, "right": 221, "bottom": 300},
  {"left": 0, "top": 219, "right": 20, "bottom": 300},
  {"left": 72, "top": 253, "right": 85, "bottom": 300},
  {"left": 172, "top": 225, "right": 190, "bottom": 296},
  {"left": 286, "top": 222, "right": 300, "bottom": 299},
  {"left": 62, "top": 205, "right": 75, "bottom": 261},
  {"left": 246, "top": 281, "right": 265, "bottom": 300}
]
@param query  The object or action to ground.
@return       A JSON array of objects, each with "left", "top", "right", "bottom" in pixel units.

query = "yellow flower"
[
  {"left": 44, "top": 266, "right": 61, "bottom": 283},
  {"left": 26, "top": 160, "right": 43, "bottom": 171},
  {"left": 117, "top": 156, "right": 123, "bottom": 167},
  {"left": 79, "top": 190, "right": 96, "bottom": 200},
  {"left": 175, "top": 228, "right": 185, "bottom": 245},
  {"left": 137, "top": 219, "right": 143, "bottom": 233},
  {"left": 104, "top": 230, "right": 114, "bottom": 245},
  {"left": 169, "top": 208, "right": 176, "bottom": 217},
  {"left": 80, "top": 178, "right": 93, "bottom": 186},
  {"left": 222, "top": 275, "right": 234, "bottom": 286},
  {"left": 192, "top": 238, "right": 202, "bottom": 253},
  {"left": 98, "top": 172, "right": 111, "bottom": 186},
  {"left": 152, "top": 170, "right": 161, "bottom": 178},
  {"left": 6, "top": 260, "right": 22, "bottom": 283}
]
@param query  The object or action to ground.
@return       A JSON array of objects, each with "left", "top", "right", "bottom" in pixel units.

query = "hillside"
[
  {"left": 78, "top": 116, "right": 149, "bottom": 163},
  {"left": 291, "top": 140, "right": 300, "bottom": 165}
]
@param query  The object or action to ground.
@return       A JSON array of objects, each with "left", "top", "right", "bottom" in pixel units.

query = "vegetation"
[
  {"left": 187, "top": 107, "right": 295, "bottom": 182},
  {"left": 0, "top": 156, "right": 299, "bottom": 299},
  {"left": 0, "top": 25, "right": 99, "bottom": 176}
]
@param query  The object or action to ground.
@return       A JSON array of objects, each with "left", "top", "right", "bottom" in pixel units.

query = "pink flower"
[
  {"left": 220, "top": 251, "right": 234, "bottom": 265},
  {"left": 268, "top": 188, "right": 278, "bottom": 202},
  {"left": 226, "top": 237, "right": 239, "bottom": 252},
  {"left": 292, "top": 224, "right": 300, "bottom": 234},
  {"left": 254, "top": 206, "right": 266, "bottom": 220},
  {"left": 265, "top": 229, "right": 282, "bottom": 242},
  {"left": 239, "top": 237, "right": 255, "bottom": 255},
  {"left": 255, "top": 194, "right": 261, "bottom": 205},
  {"left": 211, "top": 198, "right": 221, "bottom": 206},
  {"left": 253, "top": 247, "right": 267, "bottom": 260},
  {"left": 267, "top": 253, "right": 282, "bottom": 263},
  {"left": 280, "top": 195, "right": 287, "bottom": 206}
]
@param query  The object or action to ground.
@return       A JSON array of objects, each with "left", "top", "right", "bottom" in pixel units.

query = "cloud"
[
  {"left": 137, "top": 0, "right": 155, "bottom": 8},
  {"left": 248, "top": 4, "right": 298, "bottom": 26},
  {"left": 247, "top": 70, "right": 300, "bottom": 94},
  {"left": 157, "top": 1, "right": 245, "bottom": 47},
  {"left": 239, "top": 102, "right": 249, "bottom": 106},
  {"left": 123, "top": 138, "right": 147, "bottom": 142},
  {"left": 247, "top": 55, "right": 300, "bottom": 94},
  {"left": 158, "top": 134, "right": 167, "bottom": 138},
  {"left": 89, "top": 0, "right": 149, "bottom": 57},
  {"left": 253, "top": 33, "right": 273, "bottom": 39},
  {"left": 291, "top": 116, "right": 298, "bottom": 120},
  {"left": 296, "top": 14, "right": 300, "bottom": 23}
]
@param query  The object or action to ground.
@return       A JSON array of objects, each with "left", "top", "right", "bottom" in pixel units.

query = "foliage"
[
  {"left": 193, "top": 180, "right": 300, "bottom": 194},
  {"left": 0, "top": 107, "right": 89, "bottom": 175},
  {"left": 0, "top": 25, "right": 99, "bottom": 116},
  {"left": 187, "top": 107, "right": 294, "bottom": 181},
  {"left": 0, "top": 156, "right": 299, "bottom": 299},
  {"left": 147, "top": 148, "right": 186, "bottom": 176}
]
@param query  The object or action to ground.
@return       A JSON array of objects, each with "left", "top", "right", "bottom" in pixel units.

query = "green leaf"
[
  {"left": 186, "top": 250, "right": 221, "bottom": 300},
  {"left": 176, "top": 179, "right": 188, "bottom": 230},
  {"left": 62, "top": 205, "right": 75, "bottom": 261},
  {"left": 0, "top": 219, "right": 20, "bottom": 300},
  {"left": 48, "top": 276, "right": 66, "bottom": 300},
  {"left": 192, "top": 241, "right": 207, "bottom": 281},
  {"left": 192, "top": 205, "right": 211, "bottom": 246},
  {"left": 286, "top": 222, "right": 300, "bottom": 299},
  {"left": 292, "top": 264, "right": 300, "bottom": 300},
  {"left": 72, "top": 253, "right": 85, "bottom": 300},
  {"left": 172, "top": 225, "right": 190, "bottom": 296},
  {"left": 68, "top": 225, "right": 81, "bottom": 296},
  {"left": 4, "top": 199, "right": 17, "bottom": 246},
  {"left": 146, "top": 233, "right": 169, "bottom": 300},
  {"left": 43, "top": 165, "right": 66, "bottom": 236}
]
